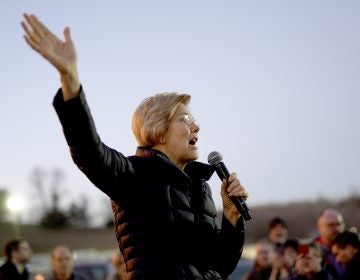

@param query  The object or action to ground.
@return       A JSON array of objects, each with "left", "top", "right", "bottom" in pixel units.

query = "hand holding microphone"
[{"left": 208, "top": 151, "right": 252, "bottom": 221}]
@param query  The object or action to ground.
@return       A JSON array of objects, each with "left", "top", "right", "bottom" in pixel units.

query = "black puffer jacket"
[
  {"left": 53, "top": 87, "right": 245, "bottom": 280},
  {"left": 0, "top": 261, "right": 29, "bottom": 280}
]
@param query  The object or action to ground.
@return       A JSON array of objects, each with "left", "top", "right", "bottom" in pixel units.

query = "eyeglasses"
[
  {"left": 324, "top": 222, "right": 343, "bottom": 228},
  {"left": 180, "top": 114, "right": 197, "bottom": 126}
]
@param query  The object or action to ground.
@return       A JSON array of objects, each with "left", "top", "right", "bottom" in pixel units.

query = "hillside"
[
  {"left": 1, "top": 195, "right": 359, "bottom": 253},
  {"left": 243, "top": 195, "right": 360, "bottom": 242}
]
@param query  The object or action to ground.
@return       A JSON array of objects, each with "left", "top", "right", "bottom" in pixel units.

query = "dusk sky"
[{"left": 1, "top": 1, "right": 359, "bottom": 224}]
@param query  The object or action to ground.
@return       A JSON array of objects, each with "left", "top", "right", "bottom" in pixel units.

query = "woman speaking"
[{"left": 21, "top": 14, "right": 248, "bottom": 280}]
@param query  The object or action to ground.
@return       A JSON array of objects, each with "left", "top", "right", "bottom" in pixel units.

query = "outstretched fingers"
[
  {"left": 21, "top": 14, "right": 56, "bottom": 51},
  {"left": 22, "top": 17, "right": 41, "bottom": 50},
  {"left": 24, "top": 14, "right": 51, "bottom": 38},
  {"left": 21, "top": 25, "right": 36, "bottom": 49}
]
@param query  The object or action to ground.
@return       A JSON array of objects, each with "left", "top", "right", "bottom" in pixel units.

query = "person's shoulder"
[
  {"left": 0, "top": 261, "right": 12, "bottom": 271},
  {"left": 0, "top": 262, "right": 12, "bottom": 279},
  {"left": 347, "top": 251, "right": 360, "bottom": 272},
  {"left": 354, "top": 250, "right": 360, "bottom": 262}
]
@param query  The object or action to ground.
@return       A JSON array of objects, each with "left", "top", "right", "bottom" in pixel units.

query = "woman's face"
[
  {"left": 160, "top": 103, "right": 199, "bottom": 169},
  {"left": 269, "top": 224, "right": 288, "bottom": 245},
  {"left": 283, "top": 247, "right": 298, "bottom": 267},
  {"left": 255, "top": 242, "right": 272, "bottom": 268}
]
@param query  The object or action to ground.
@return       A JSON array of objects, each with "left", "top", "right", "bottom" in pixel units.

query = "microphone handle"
[{"left": 215, "top": 162, "right": 252, "bottom": 221}]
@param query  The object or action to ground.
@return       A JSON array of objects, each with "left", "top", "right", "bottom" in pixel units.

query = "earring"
[{"left": 159, "top": 136, "right": 166, "bottom": 144}]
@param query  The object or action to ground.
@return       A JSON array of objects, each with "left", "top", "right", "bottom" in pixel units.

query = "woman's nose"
[{"left": 191, "top": 122, "right": 200, "bottom": 133}]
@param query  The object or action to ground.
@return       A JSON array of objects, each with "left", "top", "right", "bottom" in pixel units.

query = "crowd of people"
[
  {"left": 242, "top": 208, "right": 360, "bottom": 280},
  {"left": 1, "top": 208, "right": 359, "bottom": 280},
  {"left": 0, "top": 241, "right": 127, "bottom": 280}
]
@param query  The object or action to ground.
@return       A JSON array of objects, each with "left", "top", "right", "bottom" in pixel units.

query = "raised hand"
[{"left": 21, "top": 13, "right": 80, "bottom": 99}]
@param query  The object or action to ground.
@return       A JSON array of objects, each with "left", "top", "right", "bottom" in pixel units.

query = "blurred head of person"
[
  {"left": 295, "top": 242, "right": 325, "bottom": 277},
  {"left": 308, "top": 243, "right": 326, "bottom": 267},
  {"left": 331, "top": 231, "right": 360, "bottom": 267},
  {"left": 111, "top": 251, "right": 127, "bottom": 279},
  {"left": 317, "top": 208, "right": 345, "bottom": 247},
  {"left": 132, "top": 93, "right": 200, "bottom": 170},
  {"left": 4, "top": 239, "right": 32, "bottom": 265},
  {"left": 282, "top": 239, "right": 299, "bottom": 268},
  {"left": 268, "top": 217, "right": 288, "bottom": 247},
  {"left": 50, "top": 245, "right": 74, "bottom": 280},
  {"left": 254, "top": 241, "right": 274, "bottom": 269}
]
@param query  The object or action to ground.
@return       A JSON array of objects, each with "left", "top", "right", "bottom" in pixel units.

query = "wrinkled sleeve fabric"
[
  {"left": 216, "top": 216, "right": 245, "bottom": 278},
  {"left": 171, "top": 211, "right": 245, "bottom": 278},
  {"left": 53, "top": 86, "right": 135, "bottom": 199},
  {"left": 197, "top": 216, "right": 245, "bottom": 279}
]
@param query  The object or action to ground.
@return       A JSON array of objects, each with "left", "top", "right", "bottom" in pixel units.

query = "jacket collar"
[
  {"left": 136, "top": 146, "right": 170, "bottom": 161},
  {"left": 136, "top": 146, "right": 215, "bottom": 181}
]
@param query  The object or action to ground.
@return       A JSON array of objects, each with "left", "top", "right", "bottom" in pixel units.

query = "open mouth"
[{"left": 189, "top": 137, "right": 198, "bottom": 146}]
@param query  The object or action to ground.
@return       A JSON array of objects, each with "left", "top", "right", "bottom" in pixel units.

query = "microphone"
[{"left": 208, "top": 151, "right": 252, "bottom": 221}]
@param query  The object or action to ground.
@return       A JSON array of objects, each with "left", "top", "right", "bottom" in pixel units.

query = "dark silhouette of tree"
[
  {"left": 0, "top": 188, "right": 9, "bottom": 222},
  {"left": 30, "top": 167, "right": 90, "bottom": 228},
  {"left": 30, "top": 167, "right": 48, "bottom": 211},
  {"left": 101, "top": 197, "right": 114, "bottom": 228},
  {"left": 67, "top": 196, "right": 90, "bottom": 228},
  {"left": 40, "top": 208, "right": 68, "bottom": 228}
]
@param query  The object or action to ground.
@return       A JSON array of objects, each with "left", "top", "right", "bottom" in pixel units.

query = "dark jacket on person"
[
  {"left": 0, "top": 261, "right": 29, "bottom": 280},
  {"left": 53, "top": 87, "right": 245, "bottom": 280},
  {"left": 293, "top": 270, "right": 333, "bottom": 280},
  {"left": 313, "top": 237, "right": 344, "bottom": 280},
  {"left": 343, "top": 251, "right": 360, "bottom": 280},
  {"left": 242, "top": 264, "right": 272, "bottom": 280}
]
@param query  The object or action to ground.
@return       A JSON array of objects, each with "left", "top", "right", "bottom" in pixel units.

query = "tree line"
[
  {"left": 0, "top": 167, "right": 93, "bottom": 229},
  {"left": 242, "top": 193, "right": 360, "bottom": 243},
  {"left": 1, "top": 167, "right": 359, "bottom": 235}
]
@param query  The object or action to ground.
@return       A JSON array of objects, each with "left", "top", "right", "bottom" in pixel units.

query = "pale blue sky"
[{"left": 1, "top": 1, "right": 359, "bottom": 224}]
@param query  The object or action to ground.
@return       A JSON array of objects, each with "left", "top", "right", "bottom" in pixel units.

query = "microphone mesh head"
[{"left": 207, "top": 151, "right": 223, "bottom": 165}]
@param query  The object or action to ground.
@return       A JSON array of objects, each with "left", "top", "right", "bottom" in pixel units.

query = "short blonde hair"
[{"left": 132, "top": 92, "right": 191, "bottom": 147}]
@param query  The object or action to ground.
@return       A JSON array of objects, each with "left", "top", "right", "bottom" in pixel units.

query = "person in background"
[
  {"left": 0, "top": 239, "right": 32, "bottom": 280},
  {"left": 107, "top": 251, "right": 127, "bottom": 280},
  {"left": 331, "top": 230, "right": 360, "bottom": 279},
  {"left": 268, "top": 217, "right": 289, "bottom": 252},
  {"left": 21, "top": 13, "right": 248, "bottom": 279},
  {"left": 293, "top": 242, "right": 332, "bottom": 280},
  {"left": 242, "top": 240, "right": 274, "bottom": 280},
  {"left": 269, "top": 239, "right": 299, "bottom": 280},
  {"left": 314, "top": 208, "right": 345, "bottom": 279},
  {"left": 266, "top": 217, "right": 289, "bottom": 279},
  {"left": 47, "top": 245, "right": 86, "bottom": 280}
]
